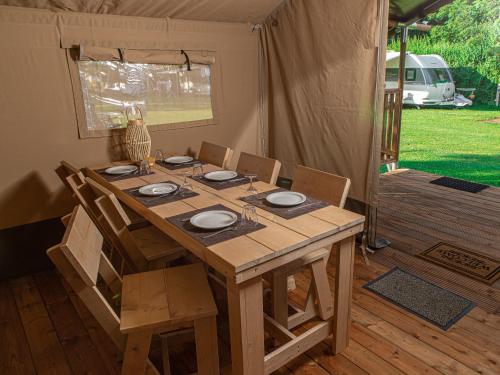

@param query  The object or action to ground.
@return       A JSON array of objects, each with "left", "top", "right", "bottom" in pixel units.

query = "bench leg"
[
  {"left": 194, "top": 316, "right": 220, "bottom": 375},
  {"left": 122, "top": 330, "right": 153, "bottom": 375}
]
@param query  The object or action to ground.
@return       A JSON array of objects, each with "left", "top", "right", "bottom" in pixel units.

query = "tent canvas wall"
[
  {"left": 0, "top": 6, "right": 262, "bottom": 230},
  {"left": 0, "top": 0, "right": 415, "bottom": 278}
]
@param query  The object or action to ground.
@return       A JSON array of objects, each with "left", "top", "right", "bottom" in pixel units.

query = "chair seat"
[
  {"left": 120, "top": 264, "right": 217, "bottom": 334},
  {"left": 131, "top": 226, "right": 185, "bottom": 262},
  {"left": 122, "top": 205, "right": 150, "bottom": 227}
]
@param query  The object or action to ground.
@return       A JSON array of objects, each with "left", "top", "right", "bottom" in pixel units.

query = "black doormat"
[
  {"left": 363, "top": 268, "right": 475, "bottom": 330},
  {"left": 430, "top": 176, "right": 488, "bottom": 193}
]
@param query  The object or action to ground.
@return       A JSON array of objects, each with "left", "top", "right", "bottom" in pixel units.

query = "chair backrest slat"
[
  {"left": 87, "top": 178, "right": 147, "bottom": 272},
  {"left": 292, "top": 165, "right": 351, "bottom": 208},
  {"left": 198, "top": 141, "right": 232, "bottom": 168},
  {"left": 66, "top": 174, "right": 99, "bottom": 218},
  {"left": 55, "top": 160, "right": 83, "bottom": 190},
  {"left": 236, "top": 152, "right": 281, "bottom": 185},
  {"left": 60, "top": 205, "right": 103, "bottom": 286}
]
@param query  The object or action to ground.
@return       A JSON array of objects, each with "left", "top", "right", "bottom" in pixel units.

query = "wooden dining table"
[{"left": 85, "top": 160, "right": 365, "bottom": 375}]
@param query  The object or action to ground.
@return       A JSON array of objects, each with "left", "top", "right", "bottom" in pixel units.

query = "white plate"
[
  {"left": 204, "top": 170, "right": 238, "bottom": 181},
  {"left": 165, "top": 156, "right": 194, "bottom": 164},
  {"left": 138, "top": 183, "right": 178, "bottom": 196},
  {"left": 104, "top": 165, "right": 138, "bottom": 175},
  {"left": 190, "top": 210, "right": 238, "bottom": 230},
  {"left": 265, "top": 191, "right": 307, "bottom": 207}
]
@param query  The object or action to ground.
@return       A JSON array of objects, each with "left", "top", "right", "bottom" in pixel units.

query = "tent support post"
[
  {"left": 365, "top": 0, "right": 391, "bottom": 255},
  {"left": 393, "top": 26, "right": 408, "bottom": 168}
]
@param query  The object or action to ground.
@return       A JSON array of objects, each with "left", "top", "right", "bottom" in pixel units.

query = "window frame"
[{"left": 66, "top": 48, "right": 219, "bottom": 139}]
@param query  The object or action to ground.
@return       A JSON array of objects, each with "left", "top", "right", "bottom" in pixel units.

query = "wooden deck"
[
  {"left": 2, "top": 254, "right": 499, "bottom": 374},
  {"left": 375, "top": 169, "right": 500, "bottom": 313}
]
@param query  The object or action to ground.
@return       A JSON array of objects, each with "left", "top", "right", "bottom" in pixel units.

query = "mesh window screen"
[{"left": 78, "top": 61, "right": 214, "bottom": 131}]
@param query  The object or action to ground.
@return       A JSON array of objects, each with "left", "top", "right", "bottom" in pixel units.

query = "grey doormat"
[
  {"left": 363, "top": 268, "right": 475, "bottom": 330},
  {"left": 430, "top": 176, "right": 488, "bottom": 193}
]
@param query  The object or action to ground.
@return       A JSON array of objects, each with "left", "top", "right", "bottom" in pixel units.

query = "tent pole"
[{"left": 366, "top": 0, "right": 390, "bottom": 254}]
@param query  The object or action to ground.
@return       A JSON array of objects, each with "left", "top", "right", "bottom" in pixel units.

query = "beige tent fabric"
[
  {"left": 260, "top": 0, "right": 380, "bottom": 203},
  {"left": 0, "top": 0, "right": 284, "bottom": 23},
  {"left": 0, "top": 6, "right": 261, "bottom": 229},
  {"left": 58, "top": 11, "right": 170, "bottom": 49}
]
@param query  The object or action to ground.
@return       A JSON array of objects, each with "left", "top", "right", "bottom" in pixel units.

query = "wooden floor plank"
[
  {"left": 350, "top": 323, "right": 443, "bottom": 375},
  {"left": 0, "top": 282, "right": 36, "bottom": 375},
  {"left": 377, "top": 169, "right": 500, "bottom": 314},
  {"left": 34, "top": 270, "right": 113, "bottom": 375},
  {"left": 10, "top": 276, "right": 72, "bottom": 375},
  {"left": 60, "top": 276, "right": 122, "bottom": 374}
]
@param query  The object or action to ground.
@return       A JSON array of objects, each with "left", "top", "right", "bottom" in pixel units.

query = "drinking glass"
[
  {"left": 179, "top": 182, "right": 194, "bottom": 197},
  {"left": 154, "top": 149, "right": 164, "bottom": 162},
  {"left": 192, "top": 163, "right": 204, "bottom": 178},
  {"left": 139, "top": 160, "right": 151, "bottom": 175},
  {"left": 245, "top": 174, "right": 258, "bottom": 194},
  {"left": 177, "top": 171, "right": 194, "bottom": 196},
  {"left": 242, "top": 204, "right": 259, "bottom": 226}
]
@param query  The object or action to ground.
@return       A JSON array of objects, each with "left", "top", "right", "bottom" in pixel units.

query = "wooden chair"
[
  {"left": 86, "top": 177, "right": 186, "bottom": 273},
  {"left": 55, "top": 160, "right": 83, "bottom": 190},
  {"left": 270, "top": 165, "right": 351, "bottom": 329},
  {"left": 47, "top": 205, "right": 219, "bottom": 375},
  {"left": 236, "top": 151, "right": 281, "bottom": 185},
  {"left": 198, "top": 141, "right": 232, "bottom": 168}
]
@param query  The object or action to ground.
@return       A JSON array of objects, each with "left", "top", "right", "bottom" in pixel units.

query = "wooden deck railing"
[{"left": 381, "top": 88, "right": 403, "bottom": 165}]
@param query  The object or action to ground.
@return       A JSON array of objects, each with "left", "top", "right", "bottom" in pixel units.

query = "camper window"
[
  {"left": 76, "top": 61, "right": 215, "bottom": 135},
  {"left": 405, "top": 68, "right": 417, "bottom": 82},
  {"left": 423, "top": 68, "right": 452, "bottom": 84}
]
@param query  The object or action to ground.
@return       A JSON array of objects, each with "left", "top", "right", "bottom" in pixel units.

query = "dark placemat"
[
  {"left": 95, "top": 167, "right": 154, "bottom": 182},
  {"left": 240, "top": 188, "right": 329, "bottom": 219},
  {"left": 190, "top": 174, "right": 256, "bottom": 190},
  {"left": 363, "top": 268, "right": 475, "bottom": 330},
  {"left": 156, "top": 159, "right": 205, "bottom": 170},
  {"left": 123, "top": 181, "right": 199, "bottom": 207},
  {"left": 167, "top": 204, "right": 265, "bottom": 246},
  {"left": 430, "top": 176, "right": 489, "bottom": 193}
]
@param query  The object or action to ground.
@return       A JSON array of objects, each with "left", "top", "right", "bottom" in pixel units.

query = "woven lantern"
[{"left": 124, "top": 106, "right": 151, "bottom": 162}]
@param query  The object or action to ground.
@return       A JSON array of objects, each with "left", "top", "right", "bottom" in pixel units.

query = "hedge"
[{"left": 388, "top": 37, "right": 499, "bottom": 105}]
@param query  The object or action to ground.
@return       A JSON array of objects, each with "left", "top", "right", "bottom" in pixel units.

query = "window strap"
[{"left": 180, "top": 50, "right": 191, "bottom": 71}]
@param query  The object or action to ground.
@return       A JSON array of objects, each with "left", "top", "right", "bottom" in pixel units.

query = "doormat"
[
  {"left": 417, "top": 243, "right": 500, "bottom": 285},
  {"left": 363, "top": 268, "right": 475, "bottom": 330},
  {"left": 429, "top": 176, "right": 488, "bottom": 193}
]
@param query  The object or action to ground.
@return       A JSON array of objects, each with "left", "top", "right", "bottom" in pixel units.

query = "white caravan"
[{"left": 386, "top": 51, "right": 472, "bottom": 107}]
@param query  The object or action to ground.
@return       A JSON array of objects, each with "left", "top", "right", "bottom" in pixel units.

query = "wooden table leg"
[
  {"left": 332, "top": 235, "right": 355, "bottom": 354},
  {"left": 122, "top": 330, "right": 153, "bottom": 375},
  {"left": 272, "top": 270, "right": 289, "bottom": 327},
  {"left": 227, "top": 277, "right": 265, "bottom": 375}
]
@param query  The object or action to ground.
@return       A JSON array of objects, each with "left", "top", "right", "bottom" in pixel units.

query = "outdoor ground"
[{"left": 398, "top": 106, "right": 500, "bottom": 186}]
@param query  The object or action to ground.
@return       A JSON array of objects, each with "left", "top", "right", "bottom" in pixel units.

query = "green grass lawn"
[{"left": 397, "top": 106, "right": 500, "bottom": 186}]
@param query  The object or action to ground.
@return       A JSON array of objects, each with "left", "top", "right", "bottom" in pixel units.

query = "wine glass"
[
  {"left": 177, "top": 171, "right": 194, "bottom": 196},
  {"left": 245, "top": 174, "right": 258, "bottom": 194}
]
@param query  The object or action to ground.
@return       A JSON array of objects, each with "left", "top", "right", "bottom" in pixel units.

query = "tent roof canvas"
[{"left": 0, "top": 0, "right": 453, "bottom": 24}]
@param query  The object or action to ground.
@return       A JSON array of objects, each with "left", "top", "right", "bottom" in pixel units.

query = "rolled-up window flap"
[
  {"left": 78, "top": 45, "right": 121, "bottom": 61},
  {"left": 121, "top": 49, "right": 215, "bottom": 65}
]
